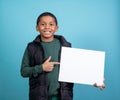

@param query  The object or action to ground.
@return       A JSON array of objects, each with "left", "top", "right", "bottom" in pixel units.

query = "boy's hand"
[
  {"left": 93, "top": 83, "right": 105, "bottom": 90},
  {"left": 42, "top": 56, "right": 60, "bottom": 72},
  {"left": 93, "top": 78, "right": 105, "bottom": 90}
]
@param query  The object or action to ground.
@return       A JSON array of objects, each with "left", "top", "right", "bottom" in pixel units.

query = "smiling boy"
[{"left": 21, "top": 12, "right": 73, "bottom": 100}]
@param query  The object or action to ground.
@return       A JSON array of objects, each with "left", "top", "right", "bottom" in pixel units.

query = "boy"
[
  {"left": 21, "top": 12, "right": 73, "bottom": 100},
  {"left": 21, "top": 12, "right": 105, "bottom": 100}
]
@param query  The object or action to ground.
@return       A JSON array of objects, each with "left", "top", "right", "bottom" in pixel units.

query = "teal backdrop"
[{"left": 0, "top": 0, "right": 120, "bottom": 100}]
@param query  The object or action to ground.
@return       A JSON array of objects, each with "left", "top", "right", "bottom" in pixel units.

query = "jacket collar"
[{"left": 33, "top": 35, "right": 71, "bottom": 47}]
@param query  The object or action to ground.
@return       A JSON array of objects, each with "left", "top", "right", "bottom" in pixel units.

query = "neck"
[{"left": 41, "top": 36, "right": 54, "bottom": 42}]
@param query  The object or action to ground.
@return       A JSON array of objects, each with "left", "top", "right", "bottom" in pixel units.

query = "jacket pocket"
[{"left": 29, "top": 85, "right": 47, "bottom": 100}]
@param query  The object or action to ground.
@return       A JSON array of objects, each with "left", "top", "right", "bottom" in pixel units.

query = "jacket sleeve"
[
  {"left": 60, "top": 82, "right": 74, "bottom": 100},
  {"left": 20, "top": 47, "right": 43, "bottom": 78}
]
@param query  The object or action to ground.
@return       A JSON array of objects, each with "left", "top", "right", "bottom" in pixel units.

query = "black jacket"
[{"left": 27, "top": 35, "right": 74, "bottom": 100}]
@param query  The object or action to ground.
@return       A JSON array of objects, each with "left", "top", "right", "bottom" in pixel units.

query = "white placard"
[{"left": 58, "top": 47, "right": 105, "bottom": 86}]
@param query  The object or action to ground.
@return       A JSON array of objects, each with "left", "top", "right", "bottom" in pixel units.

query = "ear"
[
  {"left": 36, "top": 26, "right": 39, "bottom": 31},
  {"left": 55, "top": 26, "right": 59, "bottom": 32}
]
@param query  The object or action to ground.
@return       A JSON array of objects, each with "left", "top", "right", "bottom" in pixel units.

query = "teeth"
[{"left": 44, "top": 31, "right": 50, "bottom": 33}]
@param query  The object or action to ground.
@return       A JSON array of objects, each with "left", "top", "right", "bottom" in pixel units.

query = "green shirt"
[
  {"left": 41, "top": 38, "right": 60, "bottom": 96},
  {"left": 21, "top": 38, "right": 60, "bottom": 96}
]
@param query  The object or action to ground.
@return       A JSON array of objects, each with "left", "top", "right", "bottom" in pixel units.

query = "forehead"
[{"left": 40, "top": 16, "right": 56, "bottom": 23}]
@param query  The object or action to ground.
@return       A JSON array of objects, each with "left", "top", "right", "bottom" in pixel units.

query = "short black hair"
[{"left": 36, "top": 12, "right": 58, "bottom": 25}]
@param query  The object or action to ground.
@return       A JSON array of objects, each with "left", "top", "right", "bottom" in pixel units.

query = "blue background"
[{"left": 0, "top": 0, "right": 120, "bottom": 100}]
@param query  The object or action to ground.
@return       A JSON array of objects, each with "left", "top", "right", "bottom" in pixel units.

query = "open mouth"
[
  {"left": 44, "top": 30, "right": 51, "bottom": 34},
  {"left": 44, "top": 31, "right": 50, "bottom": 34}
]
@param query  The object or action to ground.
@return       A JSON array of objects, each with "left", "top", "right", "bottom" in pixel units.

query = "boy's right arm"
[{"left": 20, "top": 48, "right": 43, "bottom": 78}]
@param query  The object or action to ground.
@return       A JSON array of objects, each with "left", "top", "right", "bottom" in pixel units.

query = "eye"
[
  {"left": 40, "top": 23, "right": 46, "bottom": 27},
  {"left": 41, "top": 23, "right": 45, "bottom": 26},
  {"left": 50, "top": 23, "right": 54, "bottom": 26}
]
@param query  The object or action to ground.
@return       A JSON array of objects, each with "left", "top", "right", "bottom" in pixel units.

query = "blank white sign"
[{"left": 58, "top": 47, "right": 105, "bottom": 86}]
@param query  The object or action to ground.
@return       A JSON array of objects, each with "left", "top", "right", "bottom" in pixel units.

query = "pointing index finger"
[{"left": 52, "top": 62, "right": 60, "bottom": 65}]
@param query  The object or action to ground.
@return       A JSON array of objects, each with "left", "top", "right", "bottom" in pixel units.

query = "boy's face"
[{"left": 36, "top": 16, "right": 58, "bottom": 41}]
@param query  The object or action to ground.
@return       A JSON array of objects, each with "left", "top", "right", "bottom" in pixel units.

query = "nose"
[{"left": 45, "top": 24, "right": 50, "bottom": 29}]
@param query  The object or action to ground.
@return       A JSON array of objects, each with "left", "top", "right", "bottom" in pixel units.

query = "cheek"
[
  {"left": 52, "top": 27, "right": 58, "bottom": 31},
  {"left": 37, "top": 27, "right": 44, "bottom": 31}
]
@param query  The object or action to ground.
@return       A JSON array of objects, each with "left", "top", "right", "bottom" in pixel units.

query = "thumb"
[{"left": 46, "top": 56, "right": 51, "bottom": 62}]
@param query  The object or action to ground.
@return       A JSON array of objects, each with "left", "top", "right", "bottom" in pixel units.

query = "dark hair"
[{"left": 36, "top": 12, "right": 58, "bottom": 25}]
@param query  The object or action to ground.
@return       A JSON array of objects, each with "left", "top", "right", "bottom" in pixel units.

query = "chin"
[{"left": 44, "top": 34, "right": 53, "bottom": 38}]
